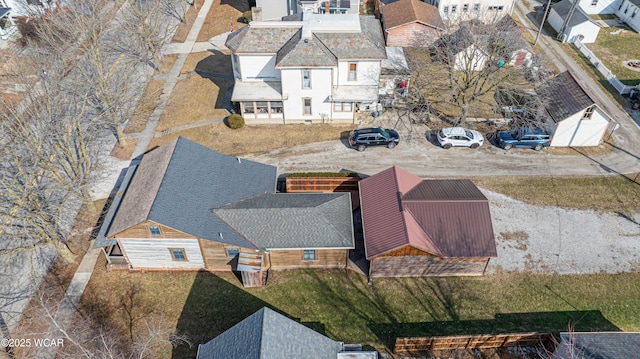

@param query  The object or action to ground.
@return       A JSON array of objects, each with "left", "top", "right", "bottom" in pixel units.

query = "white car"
[{"left": 436, "top": 127, "right": 484, "bottom": 149}]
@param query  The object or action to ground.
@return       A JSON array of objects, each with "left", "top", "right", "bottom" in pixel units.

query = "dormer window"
[{"left": 582, "top": 105, "right": 595, "bottom": 119}]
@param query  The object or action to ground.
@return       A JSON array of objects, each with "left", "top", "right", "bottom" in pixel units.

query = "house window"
[
  {"left": 443, "top": 5, "right": 449, "bottom": 14},
  {"left": 270, "top": 101, "right": 283, "bottom": 114},
  {"left": 463, "top": 3, "right": 469, "bottom": 11},
  {"left": 225, "top": 247, "right": 239, "bottom": 258},
  {"left": 256, "top": 101, "right": 268, "bottom": 114},
  {"left": 243, "top": 101, "right": 255, "bottom": 113},
  {"left": 334, "top": 102, "right": 353, "bottom": 112},
  {"left": 348, "top": 63, "right": 357, "bottom": 81},
  {"left": 625, "top": 5, "right": 629, "bottom": 13},
  {"left": 302, "top": 70, "right": 311, "bottom": 89},
  {"left": 582, "top": 106, "right": 594, "bottom": 119},
  {"left": 473, "top": 2, "right": 480, "bottom": 10},
  {"left": 303, "top": 249, "right": 317, "bottom": 261},
  {"left": 148, "top": 225, "right": 162, "bottom": 236},
  {"left": 590, "top": 0, "right": 597, "bottom": 6},
  {"left": 632, "top": 9, "right": 637, "bottom": 17},
  {"left": 169, "top": 248, "right": 187, "bottom": 261},
  {"left": 451, "top": 4, "right": 457, "bottom": 12},
  {"left": 303, "top": 98, "right": 312, "bottom": 115},
  {"left": 497, "top": 5, "right": 504, "bottom": 11}
]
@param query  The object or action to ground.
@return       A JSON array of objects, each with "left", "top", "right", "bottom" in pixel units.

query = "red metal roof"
[{"left": 360, "top": 166, "right": 497, "bottom": 259}]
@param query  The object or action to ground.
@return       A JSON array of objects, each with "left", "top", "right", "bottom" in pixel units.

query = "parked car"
[
  {"left": 497, "top": 127, "right": 551, "bottom": 151},
  {"left": 436, "top": 127, "right": 484, "bottom": 149},
  {"left": 349, "top": 127, "right": 400, "bottom": 152}
]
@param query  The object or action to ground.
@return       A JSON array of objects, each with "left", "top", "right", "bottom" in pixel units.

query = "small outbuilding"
[
  {"left": 548, "top": 0, "right": 601, "bottom": 43},
  {"left": 380, "top": 0, "right": 445, "bottom": 47},
  {"left": 537, "top": 71, "right": 613, "bottom": 147},
  {"left": 359, "top": 166, "right": 497, "bottom": 278}
]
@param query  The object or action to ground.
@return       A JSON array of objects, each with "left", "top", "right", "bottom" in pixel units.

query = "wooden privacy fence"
[
  {"left": 285, "top": 177, "right": 360, "bottom": 193},
  {"left": 394, "top": 333, "right": 556, "bottom": 354}
]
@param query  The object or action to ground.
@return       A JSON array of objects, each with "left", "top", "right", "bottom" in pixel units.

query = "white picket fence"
[{"left": 574, "top": 40, "right": 638, "bottom": 95}]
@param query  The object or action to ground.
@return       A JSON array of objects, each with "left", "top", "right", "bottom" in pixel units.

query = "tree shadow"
[
  {"left": 220, "top": 0, "right": 251, "bottom": 14},
  {"left": 194, "top": 50, "right": 235, "bottom": 113},
  {"left": 368, "top": 310, "right": 620, "bottom": 350}
]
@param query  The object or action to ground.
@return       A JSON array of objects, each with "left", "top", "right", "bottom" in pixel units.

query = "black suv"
[{"left": 349, "top": 127, "right": 400, "bottom": 151}]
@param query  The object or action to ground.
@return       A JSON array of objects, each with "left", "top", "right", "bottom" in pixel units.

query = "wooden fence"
[
  {"left": 394, "top": 333, "right": 556, "bottom": 354},
  {"left": 285, "top": 176, "right": 362, "bottom": 209},
  {"left": 574, "top": 40, "right": 638, "bottom": 95}
]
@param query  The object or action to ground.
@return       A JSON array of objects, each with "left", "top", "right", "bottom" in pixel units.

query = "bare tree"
[{"left": 410, "top": 16, "right": 539, "bottom": 126}]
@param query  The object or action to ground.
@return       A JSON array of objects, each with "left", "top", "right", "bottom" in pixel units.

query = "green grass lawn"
[
  {"left": 80, "top": 260, "right": 640, "bottom": 359},
  {"left": 588, "top": 26, "right": 640, "bottom": 85}
]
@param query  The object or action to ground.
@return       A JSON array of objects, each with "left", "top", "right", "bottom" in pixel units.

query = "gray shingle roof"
[
  {"left": 106, "top": 137, "right": 277, "bottom": 249},
  {"left": 552, "top": 0, "right": 599, "bottom": 28},
  {"left": 553, "top": 332, "right": 640, "bottom": 359},
  {"left": 276, "top": 31, "right": 337, "bottom": 67},
  {"left": 225, "top": 26, "right": 302, "bottom": 53},
  {"left": 315, "top": 16, "right": 387, "bottom": 59},
  {"left": 196, "top": 307, "right": 343, "bottom": 359},
  {"left": 214, "top": 193, "right": 354, "bottom": 250},
  {"left": 228, "top": 16, "right": 386, "bottom": 61},
  {"left": 536, "top": 71, "right": 595, "bottom": 122}
]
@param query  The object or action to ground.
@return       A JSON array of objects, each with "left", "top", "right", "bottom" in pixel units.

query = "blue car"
[{"left": 497, "top": 127, "right": 551, "bottom": 151}]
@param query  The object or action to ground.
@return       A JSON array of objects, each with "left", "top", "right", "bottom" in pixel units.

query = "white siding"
[
  {"left": 120, "top": 238, "right": 205, "bottom": 269},
  {"left": 438, "top": 0, "right": 514, "bottom": 23},
  {"left": 281, "top": 68, "right": 333, "bottom": 120},
  {"left": 454, "top": 45, "right": 487, "bottom": 71},
  {"left": 336, "top": 61, "right": 380, "bottom": 86},
  {"left": 238, "top": 55, "right": 280, "bottom": 80},
  {"left": 548, "top": 10, "right": 600, "bottom": 43},
  {"left": 578, "top": 0, "right": 620, "bottom": 14},
  {"left": 550, "top": 107, "right": 610, "bottom": 147},
  {"left": 256, "top": 0, "right": 290, "bottom": 20},
  {"left": 616, "top": 0, "right": 640, "bottom": 32}
]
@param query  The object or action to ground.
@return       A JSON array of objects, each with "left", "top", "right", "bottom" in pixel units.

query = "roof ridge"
[
  {"left": 210, "top": 209, "right": 261, "bottom": 250},
  {"left": 403, "top": 207, "right": 443, "bottom": 256},
  {"left": 146, "top": 137, "right": 181, "bottom": 223},
  {"left": 317, "top": 194, "right": 352, "bottom": 245}
]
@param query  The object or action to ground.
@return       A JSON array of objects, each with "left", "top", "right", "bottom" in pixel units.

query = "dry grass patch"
[
  {"left": 171, "top": 0, "right": 206, "bottom": 43},
  {"left": 110, "top": 138, "right": 138, "bottom": 160},
  {"left": 196, "top": 0, "right": 249, "bottom": 41},
  {"left": 180, "top": 50, "right": 231, "bottom": 75},
  {"left": 159, "top": 54, "right": 179, "bottom": 74},
  {"left": 544, "top": 139, "right": 615, "bottom": 156},
  {"left": 156, "top": 75, "right": 231, "bottom": 132},
  {"left": 475, "top": 175, "right": 640, "bottom": 212},
  {"left": 149, "top": 122, "right": 356, "bottom": 156},
  {"left": 588, "top": 26, "right": 640, "bottom": 85},
  {"left": 124, "top": 79, "right": 165, "bottom": 134}
]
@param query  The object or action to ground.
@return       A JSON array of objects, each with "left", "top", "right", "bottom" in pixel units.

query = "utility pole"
[
  {"left": 557, "top": 0, "right": 580, "bottom": 42},
  {"left": 534, "top": 0, "right": 553, "bottom": 46}
]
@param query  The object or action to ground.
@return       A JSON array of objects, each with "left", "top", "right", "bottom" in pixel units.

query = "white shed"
[
  {"left": 548, "top": 0, "right": 602, "bottom": 43},
  {"left": 537, "top": 71, "right": 612, "bottom": 147}
]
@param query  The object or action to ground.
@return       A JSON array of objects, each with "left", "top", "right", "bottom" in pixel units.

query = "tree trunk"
[{"left": 116, "top": 125, "right": 127, "bottom": 146}]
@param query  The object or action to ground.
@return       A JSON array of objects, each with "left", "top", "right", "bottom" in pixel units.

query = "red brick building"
[{"left": 380, "top": 0, "right": 445, "bottom": 47}]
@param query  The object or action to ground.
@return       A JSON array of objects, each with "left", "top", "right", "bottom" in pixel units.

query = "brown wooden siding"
[
  {"left": 370, "top": 256, "right": 489, "bottom": 277},
  {"left": 269, "top": 249, "right": 349, "bottom": 270},
  {"left": 379, "top": 245, "right": 435, "bottom": 257},
  {"left": 385, "top": 22, "right": 442, "bottom": 47},
  {"left": 285, "top": 176, "right": 361, "bottom": 209},
  {"left": 198, "top": 239, "right": 261, "bottom": 271},
  {"left": 113, "top": 220, "right": 194, "bottom": 239}
]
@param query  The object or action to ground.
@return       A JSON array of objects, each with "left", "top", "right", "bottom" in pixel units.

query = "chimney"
[
  {"left": 251, "top": 6, "right": 262, "bottom": 21},
  {"left": 325, "top": 0, "right": 330, "bottom": 13}
]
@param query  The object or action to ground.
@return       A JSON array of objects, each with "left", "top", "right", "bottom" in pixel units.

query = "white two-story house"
[
  {"left": 421, "top": 0, "right": 515, "bottom": 23},
  {"left": 255, "top": 0, "right": 360, "bottom": 21},
  {"left": 225, "top": 13, "right": 387, "bottom": 124}
]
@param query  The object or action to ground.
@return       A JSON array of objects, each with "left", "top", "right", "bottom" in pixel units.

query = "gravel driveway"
[{"left": 485, "top": 189, "right": 640, "bottom": 274}]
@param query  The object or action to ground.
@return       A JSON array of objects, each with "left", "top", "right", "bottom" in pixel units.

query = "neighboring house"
[
  {"left": 94, "top": 137, "right": 354, "bottom": 282},
  {"left": 616, "top": 0, "right": 640, "bottom": 32},
  {"left": 537, "top": 71, "right": 613, "bottom": 147},
  {"left": 548, "top": 0, "right": 601, "bottom": 43},
  {"left": 0, "top": 0, "right": 47, "bottom": 17},
  {"left": 196, "top": 307, "right": 378, "bottom": 359},
  {"left": 574, "top": 0, "right": 621, "bottom": 14},
  {"left": 380, "top": 0, "right": 444, "bottom": 47},
  {"left": 380, "top": 46, "right": 411, "bottom": 107},
  {"left": 225, "top": 13, "right": 387, "bottom": 124},
  {"left": 433, "top": 17, "right": 533, "bottom": 71},
  {"left": 0, "top": 6, "right": 17, "bottom": 40},
  {"left": 420, "top": 0, "right": 514, "bottom": 23},
  {"left": 359, "top": 166, "right": 497, "bottom": 278},
  {"left": 254, "top": 0, "right": 359, "bottom": 21},
  {"left": 552, "top": 332, "right": 640, "bottom": 358}
]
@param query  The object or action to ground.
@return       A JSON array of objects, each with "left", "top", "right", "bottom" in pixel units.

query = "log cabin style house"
[
  {"left": 94, "top": 137, "right": 354, "bottom": 284},
  {"left": 359, "top": 166, "right": 497, "bottom": 278}
]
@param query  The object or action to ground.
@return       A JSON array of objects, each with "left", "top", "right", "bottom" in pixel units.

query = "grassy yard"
[
  {"left": 588, "top": 26, "right": 640, "bottom": 85},
  {"left": 148, "top": 122, "right": 356, "bottom": 156},
  {"left": 79, "top": 261, "right": 640, "bottom": 359},
  {"left": 474, "top": 175, "right": 640, "bottom": 212}
]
